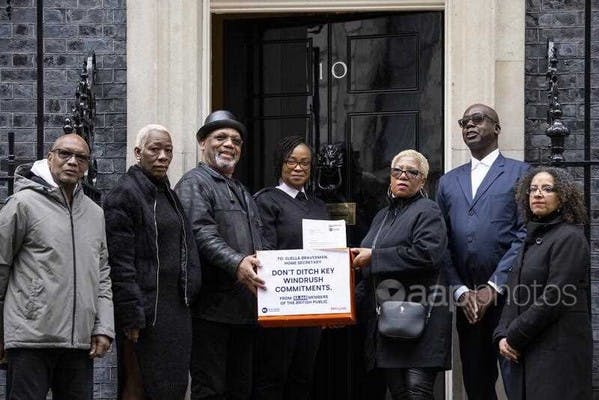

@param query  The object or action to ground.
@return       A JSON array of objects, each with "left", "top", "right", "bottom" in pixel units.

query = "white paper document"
[
  {"left": 257, "top": 248, "right": 351, "bottom": 317},
  {"left": 302, "top": 219, "right": 347, "bottom": 249}
]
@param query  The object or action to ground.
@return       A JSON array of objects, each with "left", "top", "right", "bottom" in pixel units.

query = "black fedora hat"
[{"left": 196, "top": 110, "right": 247, "bottom": 142}]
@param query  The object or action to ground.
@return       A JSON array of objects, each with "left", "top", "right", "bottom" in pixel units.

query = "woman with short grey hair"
[{"left": 104, "top": 124, "right": 202, "bottom": 399}]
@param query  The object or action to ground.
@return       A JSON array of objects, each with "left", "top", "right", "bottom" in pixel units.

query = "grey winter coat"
[{"left": 0, "top": 163, "right": 114, "bottom": 350}]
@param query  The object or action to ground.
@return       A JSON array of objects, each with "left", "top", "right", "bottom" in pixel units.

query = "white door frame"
[
  {"left": 207, "top": 6, "right": 453, "bottom": 400},
  {"left": 127, "top": 0, "right": 523, "bottom": 181},
  {"left": 127, "top": 2, "right": 523, "bottom": 399}
]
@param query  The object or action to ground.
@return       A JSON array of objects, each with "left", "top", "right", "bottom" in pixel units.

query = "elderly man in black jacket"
[{"left": 175, "top": 110, "right": 264, "bottom": 400}]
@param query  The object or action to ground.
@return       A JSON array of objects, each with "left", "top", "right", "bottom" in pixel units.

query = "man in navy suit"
[{"left": 437, "top": 104, "right": 528, "bottom": 399}]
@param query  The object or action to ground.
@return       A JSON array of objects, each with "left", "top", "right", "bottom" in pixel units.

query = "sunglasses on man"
[
  {"left": 458, "top": 112, "right": 499, "bottom": 128},
  {"left": 51, "top": 148, "right": 90, "bottom": 165}
]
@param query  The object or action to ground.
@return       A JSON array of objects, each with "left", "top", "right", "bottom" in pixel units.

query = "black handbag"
[
  {"left": 374, "top": 278, "right": 436, "bottom": 339},
  {"left": 368, "top": 209, "right": 439, "bottom": 340}
]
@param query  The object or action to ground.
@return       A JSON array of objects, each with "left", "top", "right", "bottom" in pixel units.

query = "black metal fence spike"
[
  {"left": 62, "top": 52, "right": 101, "bottom": 203},
  {"left": 545, "top": 39, "right": 569, "bottom": 165}
]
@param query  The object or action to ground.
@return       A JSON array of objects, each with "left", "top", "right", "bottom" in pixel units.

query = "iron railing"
[{"left": 1, "top": 53, "right": 100, "bottom": 204}]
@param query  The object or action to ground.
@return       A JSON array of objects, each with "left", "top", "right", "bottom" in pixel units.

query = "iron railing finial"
[{"left": 545, "top": 39, "right": 569, "bottom": 164}]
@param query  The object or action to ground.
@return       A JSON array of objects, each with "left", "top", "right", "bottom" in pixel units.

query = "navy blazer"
[{"left": 436, "top": 154, "right": 528, "bottom": 290}]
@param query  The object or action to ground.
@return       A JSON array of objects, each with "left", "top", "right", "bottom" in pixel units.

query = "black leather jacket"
[
  {"left": 175, "top": 162, "right": 263, "bottom": 324},
  {"left": 103, "top": 164, "right": 202, "bottom": 330}
]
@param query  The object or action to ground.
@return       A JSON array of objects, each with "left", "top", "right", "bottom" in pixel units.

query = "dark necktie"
[{"left": 296, "top": 192, "right": 307, "bottom": 202}]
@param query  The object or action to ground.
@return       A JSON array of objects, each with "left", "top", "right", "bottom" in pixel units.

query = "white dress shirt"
[{"left": 470, "top": 149, "right": 499, "bottom": 198}]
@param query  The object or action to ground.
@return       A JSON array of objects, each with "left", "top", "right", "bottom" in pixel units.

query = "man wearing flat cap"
[{"left": 175, "top": 110, "right": 264, "bottom": 399}]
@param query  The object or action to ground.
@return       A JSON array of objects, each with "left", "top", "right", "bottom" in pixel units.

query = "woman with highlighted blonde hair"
[{"left": 351, "top": 149, "right": 451, "bottom": 399}]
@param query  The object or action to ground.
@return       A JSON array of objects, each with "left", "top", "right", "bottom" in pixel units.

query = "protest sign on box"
[{"left": 256, "top": 248, "right": 355, "bottom": 327}]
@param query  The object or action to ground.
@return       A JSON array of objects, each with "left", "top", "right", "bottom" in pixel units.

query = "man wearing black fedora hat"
[{"left": 175, "top": 110, "right": 265, "bottom": 399}]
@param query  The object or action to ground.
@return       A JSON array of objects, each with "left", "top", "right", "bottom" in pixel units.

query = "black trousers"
[
  {"left": 6, "top": 348, "right": 92, "bottom": 400},
  {"left": 252, "top": 326, "right": 321, "bottom": 400},
  {"left": 456, "top": 304, "right": 513, "bottom": 400},
  {"left": 190, "top": 318, "right": 255, "bottom": 400},
  {"left": 384, "top": 368, "right": 437, "bottom": 400}
]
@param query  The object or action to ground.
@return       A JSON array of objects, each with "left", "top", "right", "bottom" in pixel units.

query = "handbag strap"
[{"left": 369, "top": 211, "right": 388, "bottom": 316}]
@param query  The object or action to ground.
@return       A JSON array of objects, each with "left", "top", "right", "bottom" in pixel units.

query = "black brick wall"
[
  {"left": 525, "top": 0, "right": 599, "bottom": 396},
  {"left": 0, "top": 0, "right": 126, "bottom": 202},
  {"left": 0, "top": 0, "right": 126, "bottom": 398}
]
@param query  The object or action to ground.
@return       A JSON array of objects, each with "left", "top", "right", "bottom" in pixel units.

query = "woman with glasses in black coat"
[
  {"left": 252, "top": 136, "right": 329, "bottom": 400},
  {"left": 494, "top": 166, "right": 591, "bottom": 400}
]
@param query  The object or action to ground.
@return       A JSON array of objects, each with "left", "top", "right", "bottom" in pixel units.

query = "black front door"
[{"left": 222, "top": 11, "right": 444, "bottom": 399}]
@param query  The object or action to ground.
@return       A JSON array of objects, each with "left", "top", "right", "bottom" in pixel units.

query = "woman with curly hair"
[{"left": 494, "top": 166, "right": 591, "bottom": 400}]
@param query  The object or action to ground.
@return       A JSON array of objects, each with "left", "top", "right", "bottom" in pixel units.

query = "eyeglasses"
[
  {"left": 209, "top": 132, "right": 243, "bottom": 147},
  {"left": 526, "top": 185, "right": 555, "bottom": 195},
  {"left": 51, "top": 148, "right": 90, "bottom": 164},
  {"left": 285, "top": 159, "right": 311, "bottom": 169},
  {"left": 391, "top": 167, "right": 420, "bottom": 179},
  {"left": 458, "top": 112, "right": 499, "bottom": 128}
]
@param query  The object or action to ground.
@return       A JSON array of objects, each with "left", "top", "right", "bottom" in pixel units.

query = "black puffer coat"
[
  {"left": 103, "top": 164, "right": 202, "bottom": 330},
  {"left": 494, "top": 216, "right": 592, "bottom": 400},
  {"left": 175, "top": 162, "right": 263, "bottom": 324}
]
